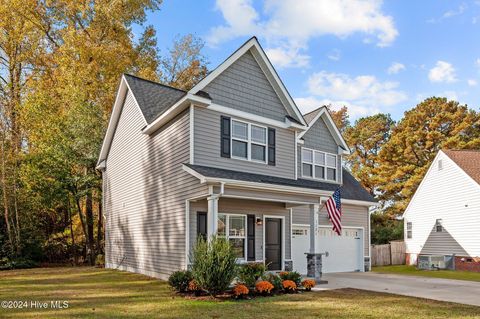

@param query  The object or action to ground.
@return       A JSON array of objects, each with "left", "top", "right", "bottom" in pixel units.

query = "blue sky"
[{"left": 136, "top": 0, "right": 480, "bottom": 121}]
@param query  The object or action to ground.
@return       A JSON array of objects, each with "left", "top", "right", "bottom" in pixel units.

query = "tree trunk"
[
  {"left": 97, "top": 198, "right": 103, "bottom": 255},
  {"left": 68, "top": 199, "right": 78, "bottom": 265},
  {"left": 0, "top": 138, "right": 13, "bottom": 253},
  {"left": 86, "top": 190, "right": 95, "bottom": 265}
]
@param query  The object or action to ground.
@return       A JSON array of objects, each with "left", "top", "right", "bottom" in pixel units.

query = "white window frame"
[
  {"left": 406, "top": 222, "right": 412, "bottom": 239},
  {"left": 301, "top": 147, "right": 337, "bottom": 182},
  {"left": 218, "top": 213, "right": 248, "bottom": 261},
  {"left": 231, "top": 119, "right": 268, "bottom": 164}
]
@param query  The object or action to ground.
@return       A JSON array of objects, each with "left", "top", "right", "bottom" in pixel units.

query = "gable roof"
[
  {"left": 123, "top": 74, "right": 186, "bottom": 124},
  {"left": 183, "top": 164, "right": 376, "bottom": 203},
  {"left": 443, "top": 150, "right": 480, "bottom": 185},
  {"left": 299, "top": 106, "right": 350, "bottom": 153},
  {"left": 188, "top": 37, "right": 307, "bottom": 127}
]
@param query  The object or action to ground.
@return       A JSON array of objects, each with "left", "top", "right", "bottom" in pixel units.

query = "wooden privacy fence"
[{"left": 371, "top": 241, "right": 406, "bottom": 266}]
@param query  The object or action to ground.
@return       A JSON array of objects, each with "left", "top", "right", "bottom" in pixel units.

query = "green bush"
[
  {"left": 262, "top": 273, "right": 282, "bottom": 292},
  {"left": 0, "top": 257, "right": 38, "bottom": 270},
  {"left": 168, "top": 270, "right": 193, "bottom": 292},
  {"left": 190, "top": 236, "right": 237, "bottom": 296},
  {"left": 279, "top": 271, "right": 302, "bottom": 286},
  {"left": 237, "top": 262, "right": 266, "bottom": 288}
]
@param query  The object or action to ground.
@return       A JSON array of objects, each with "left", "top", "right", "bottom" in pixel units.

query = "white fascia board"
[
  {"left": 298, "top": 107, "right": 350, "bottom": 153},
  {"left": 208, "top": 103, "right": 305, "bottom": 131},
  {"left": 142, "top": 94, "right": 211, "bottom": 135},
  {"left": 189, "top": 37, "right": 307, "bottom": 128},
  {"left": 341, "top": 198, "right": 379, "bottom": 207},
  {"left": 182, "top": 164, "right": 207, "bottom": 183},
  {"left": 444, "top": 151, "right": 480, "bottom": 192}
]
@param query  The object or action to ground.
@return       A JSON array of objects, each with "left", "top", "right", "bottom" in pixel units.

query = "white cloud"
[
  {"left": 476, "top": 58, "right": 480, "bottom": 67},
  {"left": 298, "top": 71, "right": 407, "bottom": 118},
  {"left": 295, "top": 97, "right": 378, "bottom": 118},
  {"left": 443, "top": 3, "right": 467, "bottom": 18},
  {"left": 208, "top": 0, "right": 398, "bottom": 68},
  {"left": 327, "top": 49, "right": 341, "bottom": 61},
  {"left": 387, "top": 62, "right": 405, "bottom": 74},
  {"left": 468, "top": 79, "right": 478, "bottom": 86},
  {"left": 265, "top": 46, "right": 310, "bottom": 68},
  {"left": 428, "top": 61, "right": 457, "bottom": 83}
]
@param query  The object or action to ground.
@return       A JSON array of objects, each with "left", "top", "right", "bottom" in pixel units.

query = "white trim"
[
  {"left": 189, "top": 37, "right": 307, "bottom": 127},
  {"left": 368, "top": 208, "right": 372, "bottom": 271},
  {"left": 443, "top": 151, "right": 480, "bottom": 191},
  {"left": 292, "top": 223, "right": 311, "bottom": 227},
  {"left": 185, "top": 199, "right": 190, "bottom": 269},
  {"left": 289, "top": 208, "right": 293, "bottom": 264},
  {"left": 142, "top": 93, "right": 211, "bottom": 135},
  {"left": 342, "top": 198, "right": 379, "bottom": 207},
  {"left": 207, "top": 103, "right": 305, "bottom": 131},
  {"left": 189, "top": 104, "right": 194, "bottom": 164},
  {"left": 220, "top": 194, "right": 317, "bottom": 205},
  {"left": 182, "top": 165, "right": 207, "bottom": 183},
  {"left": 298, "top": 107, "right": 350, "bottom": 154},
  {"left": 294, "top": 131, "right": 298, "bottom": 180},
  {"left": 263, "top": 215, "right": 286, "bottom": 271}
]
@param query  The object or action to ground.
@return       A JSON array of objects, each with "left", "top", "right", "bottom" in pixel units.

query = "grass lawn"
[
  {"left": 0, "top": 267, "right": 479, "bottom": 319},
  {"left": 373, "top": 265, "right": 480, "bottom": 282}
]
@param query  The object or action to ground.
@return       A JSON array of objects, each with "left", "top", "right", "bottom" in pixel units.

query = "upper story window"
[
  {"left": 301, "top": 147, "right": 337, "bottom": 182},
  {"left": 406, "top": 222, "right": 412, "bottom": 239},
  {"left": 231, "top": 119, "right": 267, "bottom": 163},
  {"left": 435, "top": 219, "right": 443, "bottom": 232}
]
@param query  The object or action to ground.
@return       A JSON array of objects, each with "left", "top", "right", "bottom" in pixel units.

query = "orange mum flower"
[
  {"left": 233, "top": 284, "right": 249, "bottom": 296},
  {"left": 255, "top": 281, "right": 274, "bottom": 294},
  {"left": 302, "top": 279, "right": 315, "bottom": 290},
  {"left": 282, "top": 280, "right": 297, "bottom": 292},
  {"left": 188, "top": 280, "right": 199, "bottom": 292}
]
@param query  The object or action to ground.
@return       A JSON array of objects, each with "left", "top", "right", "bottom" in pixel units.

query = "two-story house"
[{"left": 97, "top": 37, "right": 376, "bottom": 280}]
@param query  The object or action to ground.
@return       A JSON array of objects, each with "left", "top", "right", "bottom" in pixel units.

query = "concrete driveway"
[{"left": 315, "top": 272, "right": 480, "bottom": 307}]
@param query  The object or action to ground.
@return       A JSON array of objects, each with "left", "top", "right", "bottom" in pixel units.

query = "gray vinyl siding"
[
  {"left": 298, "top": 117, "right": 342, "bottom": 184},
  {"left": 420, "top": 226, "right": 469, "bottom": 256},
  {"left": 104, "top": 90, "right": 207, "bottom": 280},
  {"left": 193, "top": 107, "right": 296, "bottom": 179},
  {"left": 189, "top": 198, "right": 291, "bottom": 262},
  {"left": 203, "top": 51, "right": 289, "bottom": 122},
  {"left": 292, "top": 204, "right": 370, "bottom": 256}
]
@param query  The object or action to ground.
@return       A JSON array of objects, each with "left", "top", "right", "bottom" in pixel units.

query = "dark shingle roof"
[
  {"left": 443, "top": 149, "right": 480, "bottom": 185},
  {"left": 184, "top": 164, "right": 376, "bottom": 202},
  {"left": 303, "top": 107, "right": 323, "bottom": 124},
  {"left": 123, "top": 74, "right": 186, "bottom": 124}
]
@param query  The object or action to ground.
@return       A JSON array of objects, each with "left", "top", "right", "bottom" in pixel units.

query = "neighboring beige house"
[
  {"left": 404, "top": 150, "right": 480, "bottom": 272},
  {"left": 97, "top": 37, "right": 376, "bottom": 280}
]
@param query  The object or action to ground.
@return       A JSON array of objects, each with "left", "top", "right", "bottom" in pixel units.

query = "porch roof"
[{"left": 183, "top": 164, "right": 376, "bottom": 203}]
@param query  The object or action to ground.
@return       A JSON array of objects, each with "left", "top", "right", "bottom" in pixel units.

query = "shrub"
[
  {"left": 282, "top": 280, "right": 297, "bottom": 293},
  {"left": 279, "top": 271, "right": 302, "bottom": 286},
  {"left": 0, "top": 258, "right": 38, "bottom": 270},
  {"left": 95, "top": 254, "right": 105, "bottom": 268},
  {"left": 262, "top": 273, "right": 282, "bottom": 292},
  {"left": 168, "top": 270, "right": 193, "bottom": 292},
  {"left": 233, "top": 284, "right": 249, "bottom": 298},
  {"left": 301, "top": 279, "right": 316, "bottom": 291},
  {"left": 255, "top": 281, "right": 274, "bottom": 295},
  {"left": 236, "top": 262, "right": 266, "bottom": 288},
  {"left": 190, "top": 236, "right": 237, "bottom": 296}
]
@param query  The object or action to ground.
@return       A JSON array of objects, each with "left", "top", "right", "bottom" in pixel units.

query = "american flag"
[{"left": 326, "top": 188, "right": 342, "bottom": 235}]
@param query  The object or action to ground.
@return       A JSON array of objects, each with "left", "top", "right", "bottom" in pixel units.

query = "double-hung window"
[
  {"left": 302, "top": 148, "right": 337, "bottom": 181},
  {"left": 217, "top": 213, "right": 247, "bottom": 259},
  {"left": 406, "top": 222, "right": 412, "bottom": 239},
  {"left": 231, "top": 119, "right": 267, "bottom": 163}
]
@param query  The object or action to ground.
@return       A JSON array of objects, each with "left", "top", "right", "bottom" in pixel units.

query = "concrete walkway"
[{"left": 313, "top": 272, "right": 480, "bottom": 307}]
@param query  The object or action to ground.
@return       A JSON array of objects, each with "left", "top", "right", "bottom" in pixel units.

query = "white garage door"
[{"left": 292, "top": 226, "right": 364, "bottom": 274}]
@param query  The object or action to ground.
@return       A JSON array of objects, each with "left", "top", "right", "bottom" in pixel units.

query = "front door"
[{"left": 265, "top": 218, "right": 282, "bottom": 270}]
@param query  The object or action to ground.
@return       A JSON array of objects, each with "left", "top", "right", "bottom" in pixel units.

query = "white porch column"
[
  {"left": 309, "top": 204, "right": 319, "bottom": 253},
  {"left": 207, "top": 195, "right": 219, "bottom": 238}
]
